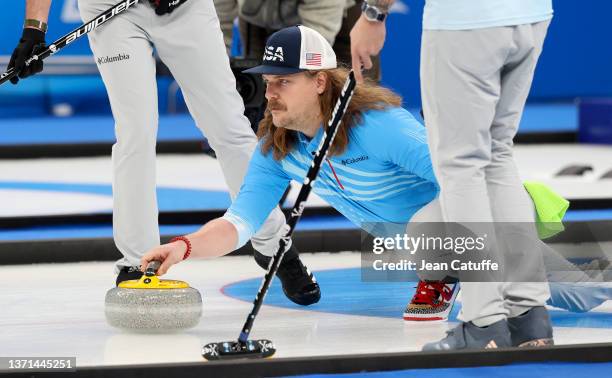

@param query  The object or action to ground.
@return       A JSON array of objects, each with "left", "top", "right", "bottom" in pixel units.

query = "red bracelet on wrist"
[{"left": 170, "top": 236, "right": 192, "bottom": 260}]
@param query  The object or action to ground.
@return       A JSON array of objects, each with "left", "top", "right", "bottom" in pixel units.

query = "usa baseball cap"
[{"left": 244, "top": 25, "right": 337, "bottom": 75}]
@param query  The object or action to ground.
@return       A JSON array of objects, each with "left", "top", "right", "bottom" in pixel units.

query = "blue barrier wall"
[{"left": 1, "top": 0, "right": 611, "bottom": 109}]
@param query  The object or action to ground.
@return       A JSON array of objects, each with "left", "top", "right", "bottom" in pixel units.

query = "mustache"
[{"left": 267, "top": 100, "right": 286, "bottom": 111}]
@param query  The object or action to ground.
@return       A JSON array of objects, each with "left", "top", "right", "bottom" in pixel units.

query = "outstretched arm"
[
  {"left": 140, "top": 218, "right": 239, "bottom": 276},
  {"left": 141, "top": 142, "right": 291, "bottom": 276}
]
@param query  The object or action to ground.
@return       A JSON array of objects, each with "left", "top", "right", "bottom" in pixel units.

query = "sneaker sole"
[
  {"left": 403, "top": 284, "right": 460, "bottom": 322},
  {"left": 403, "top": 316, "right": 445, "bottom": 322}
]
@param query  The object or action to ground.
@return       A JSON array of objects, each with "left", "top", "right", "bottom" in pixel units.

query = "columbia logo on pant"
[{"left": 97, "top": 53, "right": 130, "bottom": 65}]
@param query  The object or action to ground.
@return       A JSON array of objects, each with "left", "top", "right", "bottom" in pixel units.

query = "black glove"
[
  {"left": 8, "top": 28, "right": 46, "bottom": 85},
  {"left": 150, "top": 0, "right": 188, "bottom": 15}
]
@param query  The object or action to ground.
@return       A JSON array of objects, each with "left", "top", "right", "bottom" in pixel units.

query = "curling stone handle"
[{"left": 145, "top": 261, "right": 162, "bottom": 277}]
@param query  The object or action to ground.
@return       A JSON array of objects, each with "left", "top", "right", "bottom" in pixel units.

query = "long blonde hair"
[{"left": 257, "top": 67, "right": 402, "bottom": 161}]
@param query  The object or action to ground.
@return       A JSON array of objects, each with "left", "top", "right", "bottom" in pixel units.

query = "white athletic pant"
[
  {"left": 420, "top": 20, "right": 552, "bottom": 325},
  {"left": 78, "top": 0, "right": 286, "bottom": 270}
]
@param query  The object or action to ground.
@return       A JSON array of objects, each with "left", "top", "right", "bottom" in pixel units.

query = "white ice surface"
[{"left": 1, "top": 252, "right": 611, "bottom": 367}]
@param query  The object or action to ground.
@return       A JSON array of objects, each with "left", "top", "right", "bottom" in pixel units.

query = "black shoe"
[
  {"left": 253, "top": 246, "right": 321, "bottom": 306},
  {"left": 116, "top": 266, "right": 143, "bottom": 286}
]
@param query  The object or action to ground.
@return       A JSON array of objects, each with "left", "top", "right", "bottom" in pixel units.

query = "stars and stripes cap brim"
[{"left": 244, "top": 25, "right": 337, "bottom": 75}]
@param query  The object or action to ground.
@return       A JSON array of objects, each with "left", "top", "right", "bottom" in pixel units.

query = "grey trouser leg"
[
  {"left": 420, "top": 20, "right": 551, "bottom": 324},
  {"left": 79, "top": 0, "right": 286, "bottom": 271},
  {"left": 79, "top": 0, "right": 161, "bottom": 270}
]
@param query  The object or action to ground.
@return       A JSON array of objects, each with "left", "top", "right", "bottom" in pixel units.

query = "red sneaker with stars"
[{"left": 403, "top": 280, "right": 460, "bottom": 321}]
